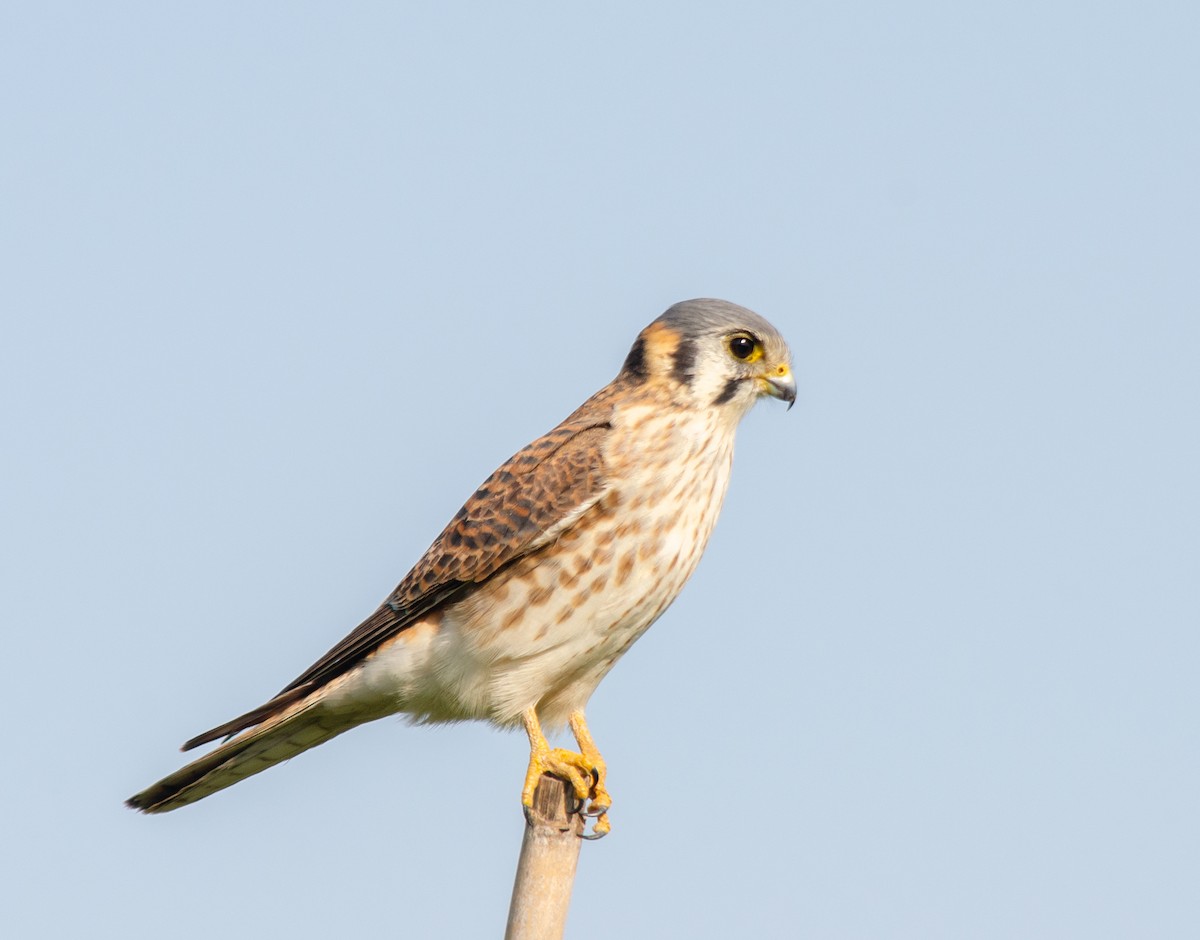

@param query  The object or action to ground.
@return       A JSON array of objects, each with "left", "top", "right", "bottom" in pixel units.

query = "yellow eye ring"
[{"left": 728, "top": 334, "right": 763, "bottom": 363}]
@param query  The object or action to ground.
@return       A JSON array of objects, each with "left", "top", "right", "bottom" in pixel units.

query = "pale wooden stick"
[{"left": 504, "top": 775, "right": 585, "bottom": 940}]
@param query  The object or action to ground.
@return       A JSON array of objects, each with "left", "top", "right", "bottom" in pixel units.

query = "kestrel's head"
[{"left": 620, "top": 298, "right": 795, "bottom": 416}]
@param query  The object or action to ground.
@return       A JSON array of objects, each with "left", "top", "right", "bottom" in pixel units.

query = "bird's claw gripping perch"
[{"left": 522, "top": 707, "right": 613, "bottom": 838}]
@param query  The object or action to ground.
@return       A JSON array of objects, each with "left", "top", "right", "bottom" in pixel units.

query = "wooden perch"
[{"left": 505, "top": 774, "right": 586, "bottom": 940}]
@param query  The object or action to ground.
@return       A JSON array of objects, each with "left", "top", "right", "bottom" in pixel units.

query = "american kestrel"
[{"left": 128, "top": 298, "right": 795, "bottom": 836}]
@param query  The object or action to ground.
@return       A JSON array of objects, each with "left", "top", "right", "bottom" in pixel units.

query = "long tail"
[{"left": 126, "top": 694, "right": 356, "bottom": 813}]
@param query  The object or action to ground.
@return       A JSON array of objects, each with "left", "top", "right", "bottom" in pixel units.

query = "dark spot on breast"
[
  {"left": 615, "top": 552, "right": 636, "bottom": 586},
  {"left": 501, "top": 607, "right": 524, "bottom": 630}
]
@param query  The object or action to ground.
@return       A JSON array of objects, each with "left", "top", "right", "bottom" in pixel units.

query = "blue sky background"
[{"left": 3, "top": 3, "right": 1197, "bottom": 937}]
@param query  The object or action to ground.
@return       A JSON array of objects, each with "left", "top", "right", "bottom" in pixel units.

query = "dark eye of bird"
[{"left": 729, "top": 335, "right": 756, "bottom": 360}]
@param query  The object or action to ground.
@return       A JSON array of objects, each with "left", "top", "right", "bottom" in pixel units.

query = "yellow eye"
[{"left": 728, "top": 334, "right": 762, "bottom": 362}]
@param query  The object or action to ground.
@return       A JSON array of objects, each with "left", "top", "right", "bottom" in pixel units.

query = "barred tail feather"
[{"left": 126, "top": 698, "right": 353, "bottom": 813}]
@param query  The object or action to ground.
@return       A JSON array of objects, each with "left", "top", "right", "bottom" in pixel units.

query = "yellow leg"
[
  {"left": 520, "top": 708, "right": 612, "bottom": 837},
  {"left": 569, "top": 710, "right": 611, "bottom": 838}
]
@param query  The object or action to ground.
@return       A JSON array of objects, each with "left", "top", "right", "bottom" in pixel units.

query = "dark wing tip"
[
  {"left": 125, "top": 790, "right": 163, "bottom": 813},
  {"left": 180, "top": 683, "right": 316, "bottom": 752}
]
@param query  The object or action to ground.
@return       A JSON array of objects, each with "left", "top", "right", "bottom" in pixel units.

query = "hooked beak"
[{"left": 763, "top": 368, "right": 796, "bottom": 410}]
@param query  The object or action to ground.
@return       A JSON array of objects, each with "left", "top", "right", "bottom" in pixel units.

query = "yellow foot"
[
  {"left": 521, "top": 745, "right": 600, "bottom": 808},
  {"left": 570, "top": 709, "right": 611, "bottom": 839},
  {"left": 521, "top": 708, "right": 612, "bottom": 838}
]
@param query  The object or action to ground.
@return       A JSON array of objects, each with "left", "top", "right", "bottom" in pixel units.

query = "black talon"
[
  {"left": 580, "top": 816, "right": 610, "bottom": 840},
  {"left": 565, "top": 792, "right": 587, "bottom": 816}
]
